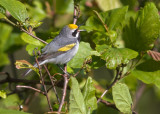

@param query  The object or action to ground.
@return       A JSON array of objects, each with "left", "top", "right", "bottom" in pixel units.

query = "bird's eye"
[{"left": 72, "top": 29, "right": 78, "bottom": 37}]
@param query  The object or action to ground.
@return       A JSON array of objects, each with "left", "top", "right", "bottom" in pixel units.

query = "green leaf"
[
  {"left": 85, "top": 6, "right": 128, "bottom": 32},
  {"left": 82, "top": 77, "right": 97, "bottom": 113},
  {"left": 137, "top": 59, "right": 160, "bottom": 72},
  {"left": 21, "top": 32, "right": 44, "bottom": 46},
  {"left": 0, "top": 90, "right": 6, "bottom": 99},
  {"left": 26, "top": 1, "right": 46, "bottom": 22},
  {"left": 95, "top": 0, "right": 122, "bottom": 11},
  {"left": 0, "top": 23, "right": 13, "bottom": 52},
  {"left": 123, "top": 3, "right": 160, "bottom": 52},
  {"left": 26, "top": 44, "right": 41, "bottom": 56},
  {"left": 130, "top": 70, "right": 160, "bottom": 88},
  {"left": 69, "top": 77, "right": 86, "bottom": 114},
  {"left": 68, "top": 42, "right": 99, "bottom": 68},
  {"left": 0, "top": 53, "right": 10, "bottom": 67},
  {"left": 112, "top": 83, "right": 132, "bottom": 114},
  {"left": 0, "top": 13, "right": 5, "bottom": 19},
  {"left": 89, "top": 56, "right": 106, "bottom": 69},
  {"left": 0, "top": 5, "right": 5, "bottom": 14},
  {"left": 92, "top": 32, "right": 112, "bottom": 45},
  {"left": 0, "top": 5, "right": 6, "bottom": 19},
  {"left": 96, "top": 46, "right": 138, "bottom": 69},
  {"left": 0, "top": 23, "right": 12, "bottom": 66},
  {"left": 56, "top": 0, "right": 73, "bottom": 14},
  {"left": 0, "top": 109, "right": 31, "bottom": 114},
  {"left": 129, "top": 59, "right": 160, "bottom": 88},
  {"left": 0, "top": 0, "right": 28, "bottom": 22}
]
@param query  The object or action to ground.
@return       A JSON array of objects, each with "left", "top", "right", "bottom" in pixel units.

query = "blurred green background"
[{"left": 0, "top": 0, "right": 160, "bottom": 114}]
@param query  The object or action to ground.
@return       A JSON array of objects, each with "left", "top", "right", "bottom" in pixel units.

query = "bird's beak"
[
  {"left": 77, "top": 29, "right": 86, "bottom": 32},
  {"left": 77, "top": 23, "right": 86, "bottom": 32}
]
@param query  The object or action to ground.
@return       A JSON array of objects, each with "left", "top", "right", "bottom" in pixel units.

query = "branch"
[
  {"left": 20, "top": 28, "right": 48, "bottom": 44},
  {"left": 44, "top": 65, "right": 61, "bottom": 104},
  {"left": 4, "top": 18, "right": 48, "bottom": 44},
  {"left": 99, "top": 98, "right": 138, "bottom": 114},
  {"left": 132, "top": 82, "right": 146, "bottom": 110},
  {"left": 0, "top": 72, "right": 51, "bottom": 85},
  {"left": 97, "top": 67, "right": 120, "bottom": 103},
  {"left": 98, "top": 98, "right": 118, "bottom": 111},
  {"left": 16, "top": 85, "right": 45, "bottom": 95},
  {"left": 35, "top": 57, "right": 53, "bottom": 112},
  {"left": 73, "top": 5, "right": 80, "bottom": 24},
  {"left": 58, "top": 64, "right": 69, "bottom": 114},
  {"left": 93, "top": 10, "right": 109, "bottom": 32}
]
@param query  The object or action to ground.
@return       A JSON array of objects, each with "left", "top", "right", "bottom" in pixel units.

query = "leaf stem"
[
  {"left": 93, "top": 10, "right": 109, "bottom": 32},
  {"left": 4, "top": 18, "right": 48, "bottom": 44}
]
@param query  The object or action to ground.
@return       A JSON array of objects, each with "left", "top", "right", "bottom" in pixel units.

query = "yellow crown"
[{"left": 68, "top": 24, "right": 78, "bottom": 29}]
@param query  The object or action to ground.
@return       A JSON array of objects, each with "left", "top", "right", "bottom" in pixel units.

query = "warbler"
[{"left": 24, "top": 24, "right": 82, "bottom": 76}]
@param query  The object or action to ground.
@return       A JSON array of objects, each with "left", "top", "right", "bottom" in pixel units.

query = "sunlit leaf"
[
  {"left": 0, "top": 5, "right": 6, "bottom": 19},
  {"left": 21, "top": 32, "right": 45, "bottom": 46},
  {"left": 112, "top": 83, "right": 132, "bottom": 114},
  {"left": 0, "top": 0, "right": 28, "bottom": 22},
  {"left": 0, "top": 90, "right": 6, "bottom": 99},
  {"left": 26, "top": 44, "right": 41, "bottom": 56},
  {"left": 95, "top": 0, "right": 122, "bottom": 11},
  {"left": 82, "top": 77, "right": 97, "bottom": 113},
  {"left": 69, "top": 77, "right": 86, "bottom": 114},
  {"left": 123, "top": 3, "right": 160, "bottom": 52},
  {"left": 68, "top": 42, "right": 99, "bottom": 68},
  {"left": 85, "top": 6, "right": 128, "bottom": 32},
  {"left": 96, "top": 46, "right": 138, "bottom": 69}
]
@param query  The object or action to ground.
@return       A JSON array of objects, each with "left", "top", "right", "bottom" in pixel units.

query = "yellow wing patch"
[
  {"left": 58, "top": 43, "right": 76, "bottom": 51},
  {"left": 68, "top": 24, "right": 78, "bottom": 29}
]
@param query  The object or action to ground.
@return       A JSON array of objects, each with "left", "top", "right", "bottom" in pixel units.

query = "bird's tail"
[
  {"left": 22, "top": 63, "right": 38, "bottom": 77},
  {"left": 22, "top": 60, "right": 47, "bottom": 77}
]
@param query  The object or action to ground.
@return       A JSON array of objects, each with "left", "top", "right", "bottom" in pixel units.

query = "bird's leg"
[{"left": 57, "top": 64, "right": 70, "bottom": 76}]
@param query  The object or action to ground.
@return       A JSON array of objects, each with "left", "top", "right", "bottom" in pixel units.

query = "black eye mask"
[{"left": 72, "top": 29, "right": 78, "bottom": 37}]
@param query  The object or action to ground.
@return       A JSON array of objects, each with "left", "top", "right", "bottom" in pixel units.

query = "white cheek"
[{"left": 76, "top": 32, "right": 80, "bottom": 38}]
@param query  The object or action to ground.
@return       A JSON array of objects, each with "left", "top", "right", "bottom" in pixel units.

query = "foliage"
[
  {"left": 112, "top": 83, "right": 133, "bottom": 114},
  {"left": 0, "top": 0, "right": 160, "bottom": 114}
]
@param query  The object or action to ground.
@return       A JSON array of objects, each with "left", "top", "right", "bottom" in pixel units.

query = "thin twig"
[
  {"left": 4, "top": 18, "right": 48, "bottom": 44},
  {"left": 35, "top": 58, "right": 53, "bottom": 111},
  {"left": 132, "top": 82, "right": 146, "bottom": 110},
  {"left": 73, "top": 6, "right": 80, "bottom": 24},
  {"left": 52, "top": 73, "right": 63, "bottom": 77},
  {"left": 0, "top": 72, "right": 51, "bottom": 85},
  {"left": 97, "top": 67, "right": 120, "bottom": 103},
  {"left": 58, "top": 64, "right": 68, "bottom": 114},
  {"left": 21, "top": 28, "right": 48, "bottom": 44},
  {"left": 16, "top": 85, "right": 45, "bottom": 95},
  {"left": 98, "top": 98, "right": 118, "bottom": 110},
  {"left": 93, "top": 10, "right": 109, "bottom": 32},
  {"left": 44, "top": 65, "right": 61, "bottom": 104}
]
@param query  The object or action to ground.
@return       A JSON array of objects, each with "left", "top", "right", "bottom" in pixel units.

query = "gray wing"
[
  {"left": 39, "top": 35, "right": 77, "bottom": 61},
  {"left": 42, "top": 35, "right": 77, "bottom": 55}
]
